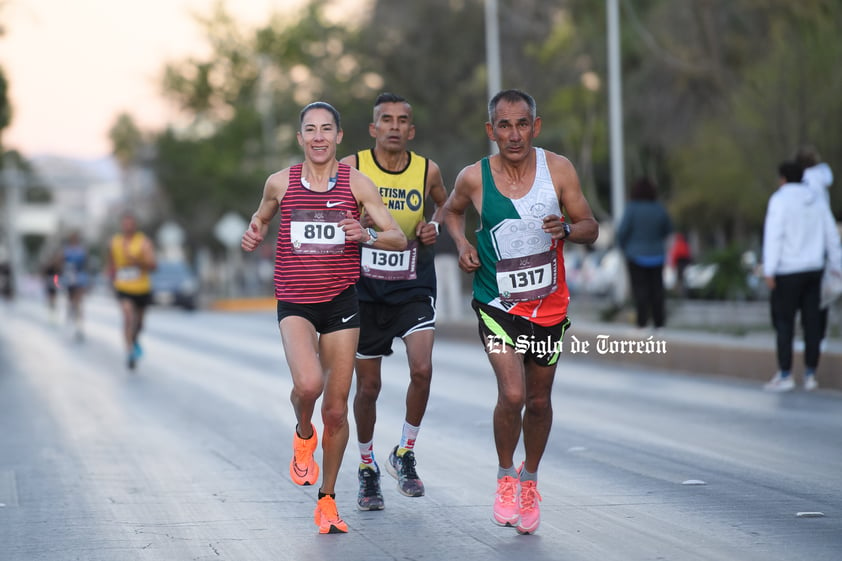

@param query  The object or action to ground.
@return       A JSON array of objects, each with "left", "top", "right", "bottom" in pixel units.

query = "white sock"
[
  {"left": 359, "top": 440, "right": 375, "bottom": 466},
  {"left": 399, "top": 421, "right": 420, "bottom": 450}
]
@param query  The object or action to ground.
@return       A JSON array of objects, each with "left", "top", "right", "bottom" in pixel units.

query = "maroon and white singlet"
[{"left": 273, "top": 163, "right": 361, "bottom": 303}]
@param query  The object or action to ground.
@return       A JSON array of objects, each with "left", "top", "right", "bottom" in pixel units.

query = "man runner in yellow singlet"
[
  {"left": 107, "top": 212, "right": 157, "bottom": 370},
  {"left": 340, "top": 93, "right": 448, "bottom": 510}
]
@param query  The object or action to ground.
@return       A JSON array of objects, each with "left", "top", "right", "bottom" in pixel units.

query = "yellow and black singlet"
[
  {"left": 354, "top": 149, "right": 436, "bottom": 304},
  {"left": 110, "top": 232, "right": 153, "bottom": 295}
]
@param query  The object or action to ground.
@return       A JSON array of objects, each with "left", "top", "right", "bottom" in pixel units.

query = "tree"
[
  {"left": 153, "top": 0, "right": 376, "bottom": 254},
  {"left": 0, "top": 67, "right": 10, "bottom": 141},
  {"left": 669, "top": 0, "right": 842, "bottom": 240},
  {"left": 108, "top": 112, "right": 145, "bottom": 206},
  {"left": 145, "top": 0, "right": 842, "bottom": 262},
  {"left": 0, "top": 1, "right": 11, "bottom": 147}
]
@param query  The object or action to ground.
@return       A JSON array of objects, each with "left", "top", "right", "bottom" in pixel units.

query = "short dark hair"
[
  {"left": 299, "top": 101, "right": 341, "bottom": 130},
  {"left": 795, "top": 145, "right": 820, "bottom": 168},
  {"left": 630, "top": 177, "right": 658, "bottom": 201},
  {"left": 488, "top": 89, "right": 537, "bottom": 123},
  {"left": 374, "top": 92, "right": 407, "bottom": 107},
  {"left": 778, "top": 161, "right": 804, "bottom": 183}
]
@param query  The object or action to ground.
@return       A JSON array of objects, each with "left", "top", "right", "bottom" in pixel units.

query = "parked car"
[{"left": 151, "top": 260, "right": 199, "bottom": 310}]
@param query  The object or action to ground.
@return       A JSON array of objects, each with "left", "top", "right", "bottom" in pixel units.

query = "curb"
[
  {"left": 210, "top": 297, "right": 276, "bottom": 312},
  {"left": 211, "top": 298, "right": 842, "bottom": 392}
]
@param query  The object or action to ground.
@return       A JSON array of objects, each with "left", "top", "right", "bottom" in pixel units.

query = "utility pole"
[
  {"left": 607, "top": 0, "right": 628, "bottom": 306},
  {"left": 607, "top": 0, "right": 625, "bottom": 225},
  {"left": 484, "top": 0, "right": 501, "bottom": 155}
]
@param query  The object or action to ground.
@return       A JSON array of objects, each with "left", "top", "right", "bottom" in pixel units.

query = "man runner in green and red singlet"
[{"left": 442, "top": 89, "right": 599, "bottom": 535}]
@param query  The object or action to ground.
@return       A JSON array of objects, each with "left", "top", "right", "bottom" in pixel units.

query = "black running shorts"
[
  {"left": 277, "top": 285, "right": 360, "bottom": 334},
  {"left": 115, "top": 290, "right": 152, "bottom": 309},
  {"left": 356, "top": 297, "right": 436, "bottom": 358},
  {"left": 472, "top": 299, "right": 570, "bottom": 367}
]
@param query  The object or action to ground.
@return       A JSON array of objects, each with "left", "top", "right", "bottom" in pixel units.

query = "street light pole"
[
  {"left": 484, "top": 0, "right": 501, "bottom": 155},
  {"left": 606, "top": 0, "right": 628, "bottom": 306},
  {"left": 607, "top": 0, "right": 625, "bottom": 225}
]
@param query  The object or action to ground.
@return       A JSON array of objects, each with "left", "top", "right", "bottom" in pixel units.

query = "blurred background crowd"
[{"left": 1, "top": 0, "right": 839, "bottom": 334}]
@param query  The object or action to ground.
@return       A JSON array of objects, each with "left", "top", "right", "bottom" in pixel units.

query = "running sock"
[
  {"left": 780, "top": 370, "right": 792, "bottom": 378},
  {"left": 359, "top": 440, "right": 375, "bottom": 466},
  {"left": 318, "top": 491, "right": 336, "bottom": 500},
  {"left": 519, "top": 467, "right": 537, "bottom": 483},
  {"left": 806, "top": 369, "right": 816, "bottom": 378},
  {"left": 296, "top": 424, "right": 314, "bottom": 440},
  {"left": 498, "top": 465, "right": 518, "bottom": 479},
  {"left": 399, "top": 421, "right": 420, "bottom": 450}
]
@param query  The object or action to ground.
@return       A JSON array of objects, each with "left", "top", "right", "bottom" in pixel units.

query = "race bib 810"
[{"left": 290, "top": 209, "right": 346, "bottom": 254}]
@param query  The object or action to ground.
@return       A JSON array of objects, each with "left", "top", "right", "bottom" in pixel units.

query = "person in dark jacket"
[{"left": 616, "top": 177, "right": 673, "bottom": 330}]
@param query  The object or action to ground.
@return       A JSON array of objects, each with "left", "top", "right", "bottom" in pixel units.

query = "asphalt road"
[{"left": 1, "top": 294, "right": 840, "bottom": 561}]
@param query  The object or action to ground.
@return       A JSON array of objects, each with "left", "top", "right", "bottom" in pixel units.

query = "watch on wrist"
[
  {"left": 364, "top": 227, "right": 378, "bottom": 246},
  {"left": 429, "top": 221, "right": 441, "bottom": 236},
  {"left": 561, "top": 221, "right": 571, "bottom": 239}
]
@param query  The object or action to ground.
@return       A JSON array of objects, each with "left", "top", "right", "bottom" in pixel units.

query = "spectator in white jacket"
[
  {"left": 796, "top": 145, "right": 833, "bottom": 207},
  {"left": 796, "top": 145, "right": 835, "bottom": 343},
  {"left": 762, "top": 161, "right": 842, "bottom": 392}
]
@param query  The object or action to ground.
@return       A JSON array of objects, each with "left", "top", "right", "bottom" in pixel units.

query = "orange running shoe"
[
  {"left": 290, "top": 424, "right": 319, "bottom": 486},
  {"left": 314, "top": 495, "right": 348, "bottom": 534}
]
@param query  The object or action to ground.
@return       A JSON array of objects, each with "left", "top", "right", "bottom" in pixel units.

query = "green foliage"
[
  {"left": 697, "top": 244, "right": 752, "bottom": 300},
  {"left": 108, "top": 113, "right": 143, "bottom": 169},
  {"left": 0, "top": 66, "right": 11, "bottom": 135},
  {"left": 131, "top": 0, "right": 841, "bottom": 262},
  {"left": 152, "top": 108, "right": 267, "bottom": 252},
  {"left": 354, "top": 0, "right": 490, "bottom": 182}
]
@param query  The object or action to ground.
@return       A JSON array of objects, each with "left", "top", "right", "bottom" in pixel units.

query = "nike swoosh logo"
[
  {"left": 341, "top": 313, "right": 358, "bottom": 323},
  {"left": 326, "top": 201, "right": 343, "bottom": 208}
]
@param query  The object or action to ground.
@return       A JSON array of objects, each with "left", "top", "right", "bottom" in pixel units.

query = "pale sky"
[{"left": 0, "top": 0, "right": 332, "bottom": 159}]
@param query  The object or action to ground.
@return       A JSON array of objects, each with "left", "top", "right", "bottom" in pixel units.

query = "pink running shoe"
[
  {"left": 493, "top": 475, "right": 520, "bottom": 526},
  {"left": 516, "top": 479, "right": 542, "bottom": 534}
]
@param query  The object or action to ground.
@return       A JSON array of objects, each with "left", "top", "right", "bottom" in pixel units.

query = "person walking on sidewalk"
[
  {"left": 241, "top": 101, "right": 406, "bottom": 534},
  {"left": 762, "top": 160, "right": 841, "bottom": 392},
  {"left": 340, "top": 93, "right": 449, "bottom": 510},
  {"left": 442, "top": 89, "right": 598, "bottom": 534}
]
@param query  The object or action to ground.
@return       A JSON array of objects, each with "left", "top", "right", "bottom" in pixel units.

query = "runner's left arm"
[
  {"left": 417, "top": 160, "right": 448, "bottom": 246},
  {"left": 346, "top": 169, "right": 407, "bottom": 251},
  {"left": 544, "top": 152, "right": 599, "bottom": 244}
]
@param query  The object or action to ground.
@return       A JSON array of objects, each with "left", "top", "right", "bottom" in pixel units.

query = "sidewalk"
[
  {"left": 209, "top": 293, "right": 842, "bottom": 392},
  {"left": 435, "top": 297, "right": 842, "bottom": 393}
]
